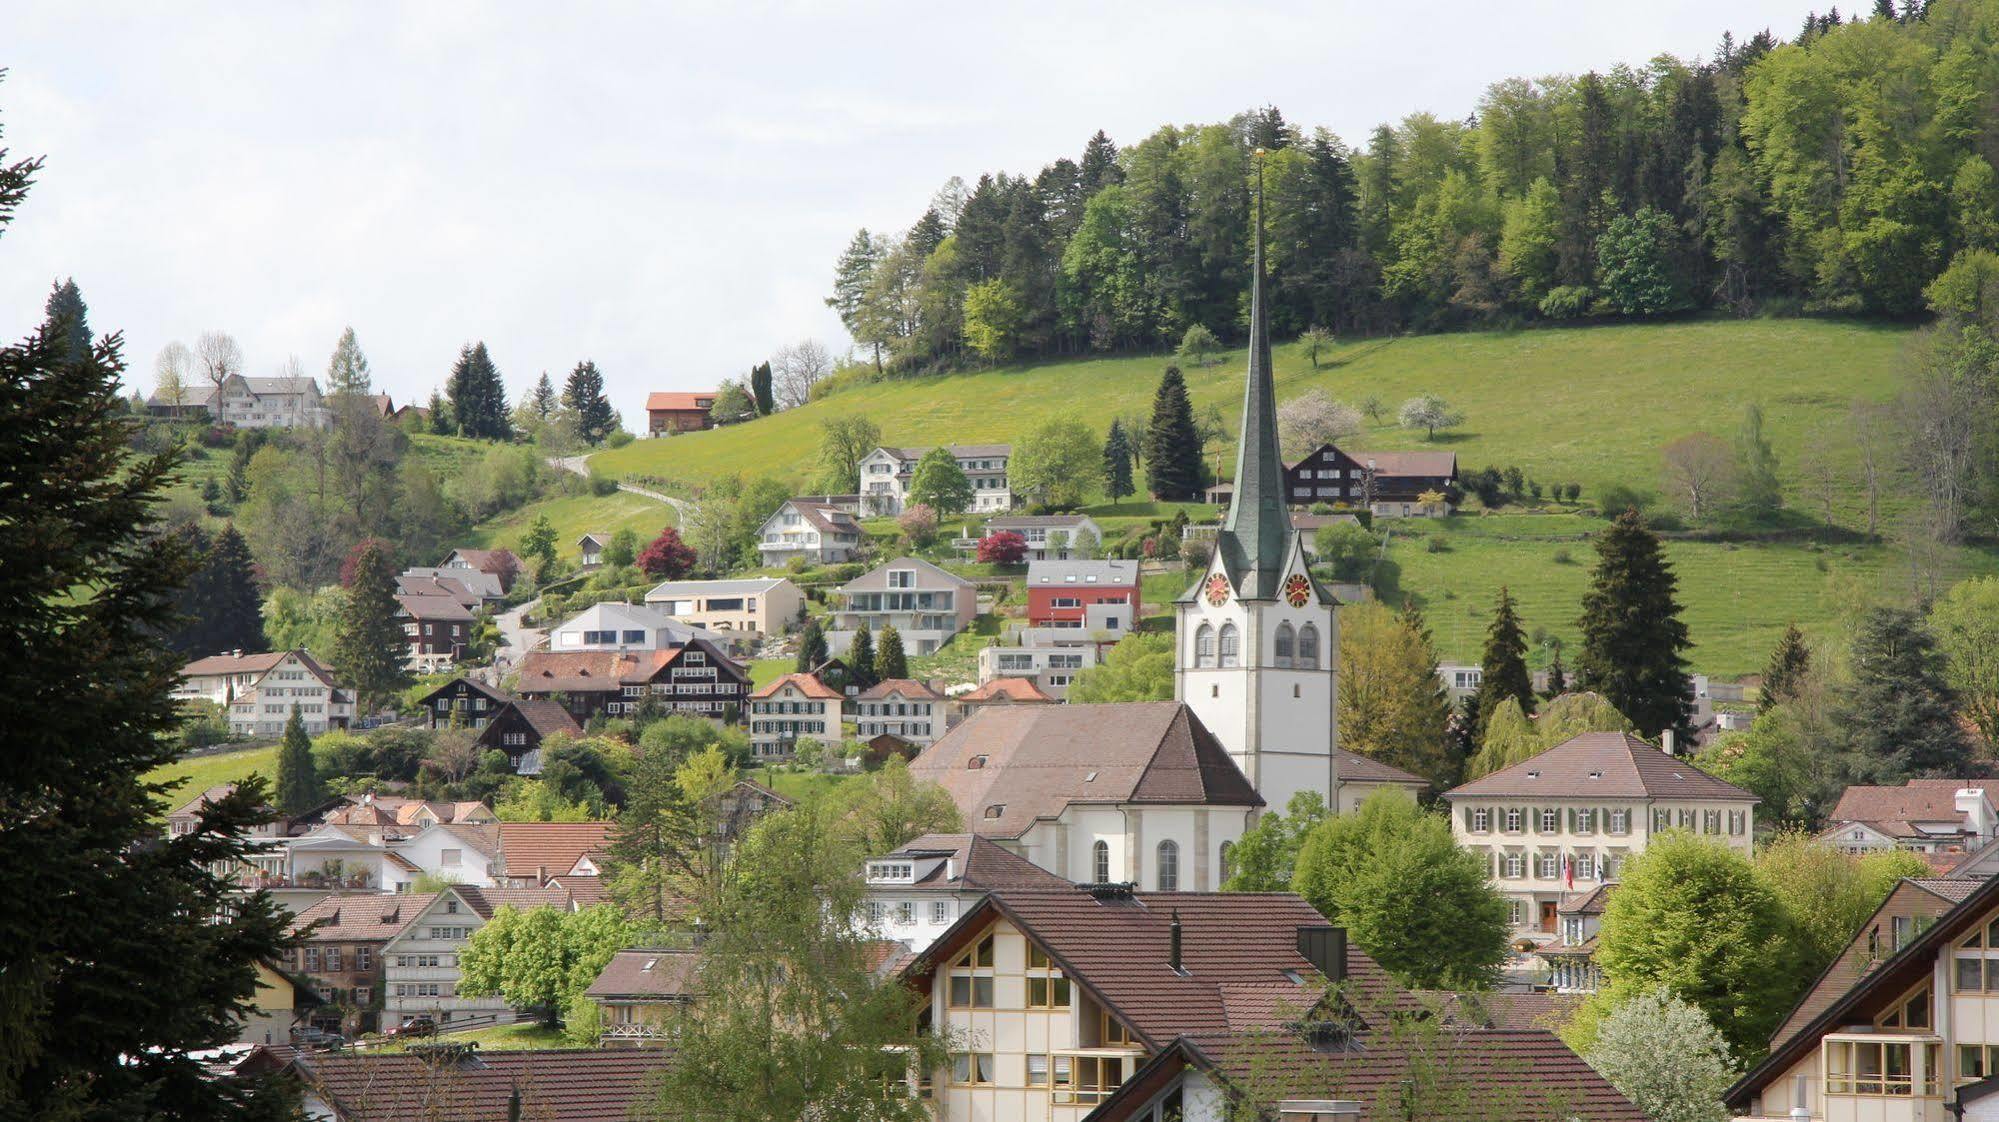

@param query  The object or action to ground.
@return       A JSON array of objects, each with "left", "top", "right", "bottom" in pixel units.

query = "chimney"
[
  {"left": 1661, "top": 729, "right": 1676, "bottom": 756},
  {"left": 1169, "top": 910, "right": 1183, "bottom": 974},
  {"left": 536, "top": 864, "right": 548, "bottom": 886},
  {"left": 1297, "top": 925, "right": 1347, "bottom": 984}
]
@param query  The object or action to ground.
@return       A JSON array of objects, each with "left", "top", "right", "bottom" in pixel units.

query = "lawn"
[
  {"left": 366, "top": 1020, "right": 574, "bottom": 1052},
  {"left": 1373, "top": 513, "right": 1999, "bottom": 677},
  {"left": 594, "top": 318, "right": 1916, "bottom": 533},
  {"left": 467, "top": 490, "right": 676, "bottom": 560},
  {"left": 144, "top": 744, "right": 281, "bottom": 807},
  {"left": 749, "top": 767, "right": 860, "bottom": 802}
]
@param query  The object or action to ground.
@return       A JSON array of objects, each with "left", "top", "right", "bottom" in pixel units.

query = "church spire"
[{"left": 1219, "top": 148, "right": 1291, "bottom": 598}]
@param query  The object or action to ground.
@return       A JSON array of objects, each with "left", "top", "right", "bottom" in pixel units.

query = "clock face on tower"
[
  {"left": 1283, "top": 573, "right": 1313, "bottom": 608},
  {"left": 1204, "top": 573, "right": 1231, "bottom": 607}
]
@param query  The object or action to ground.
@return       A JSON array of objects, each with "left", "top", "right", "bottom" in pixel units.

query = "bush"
[
  {"left": 589, "top": 474, "right": 618, "bottom": 497},
  {"left": 1595, "top": 482, "right": 1654, "bottom": 516},
  {"left": 605, "top": 430, "right": 635, "bottom": 449},
  {"left": 897, "top": 504, "right": 939, "bottom": 547},
  {"left": 1539, "top": 285, "right": 1594, "bottom": 319},
  {"left": 1313, "top": 522, "right": 1380, "bottom": 582},
  {"left": 1553, "top": 547, "right": 1573, "bottom": 564},
  {"left": 1424, "top": 535, "right": 1445, "bottom": 554},
  {"left": 1645, "top": 511, "right": 1686, "bottom": 532},
  {"left": 977, "top": 531, "right": 1026, "bottom": 565}
]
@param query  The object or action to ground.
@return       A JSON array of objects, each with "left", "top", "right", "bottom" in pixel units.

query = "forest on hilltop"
[{"left": 823, "top": 0, "right": 1999, "bottom": 373}]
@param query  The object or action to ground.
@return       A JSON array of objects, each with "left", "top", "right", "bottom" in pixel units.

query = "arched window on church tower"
[
  {"left": 1297, "top": 623, "right": 1320, "bottom": 669},
  {"left": 1156, "top": 840, "right": 1179, "bottom": 891},
  {"left": 1274, "top": 622, "right": 1295, "bottom": 668},
  {"left": 1092, "top": 840, "right": 1110, "bottom": 884},
  {"left": 1219, "top": 840, "right": 1236, "bottom": 883},
  {"left": 1219, "top": 623, "right": 1241, "bottom": 668},
  {"left": 1195, "top": 624, "right": 1216, "bottom": 668}
]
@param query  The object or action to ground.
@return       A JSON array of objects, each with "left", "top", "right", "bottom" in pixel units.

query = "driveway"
[
  {"left": 493, "top": 596, "right": 544, "bottom": 671},
  {"left": 545, "top": 451, "right": 693, "bottom": 522}
]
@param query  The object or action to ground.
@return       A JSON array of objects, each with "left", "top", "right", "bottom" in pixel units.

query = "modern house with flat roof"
[
  {"left": 827, "top": 557, "right": 978, "bottom": 658},
  {"left": 643, "top": 576, "right": 803, "bottom": 638}
]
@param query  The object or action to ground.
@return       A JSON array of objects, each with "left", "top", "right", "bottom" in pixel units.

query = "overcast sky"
[{"left": 4, "top": 1, "right": 1811, "bottom": 419}]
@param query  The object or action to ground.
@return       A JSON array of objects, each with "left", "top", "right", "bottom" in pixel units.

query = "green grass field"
[
  {"left": 144, "top": 744, "right": 280, "bottom": 807},
  {"left": 466, "top": 489, "right": 676, "bottom": 559},
  {"left": 594, "top": 319, "right": 1914, "bottom": 528}
]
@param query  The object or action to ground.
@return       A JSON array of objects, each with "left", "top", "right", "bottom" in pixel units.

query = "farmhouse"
[{"left": 645, "top": 390, "right": 717, "bottom": 435}]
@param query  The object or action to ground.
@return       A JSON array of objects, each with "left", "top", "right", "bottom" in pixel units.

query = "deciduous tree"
[
  {"left": 908, "top": 447, "right": 973, "bottom": 515},
  {"left": 1337, "top": 604, "right": 1458, "bottom": 787},
  {"left": 1662, "top": 432, "right": 1738, "bottom": 521},
  {"left": 1221, "top": 791, "right": 1330, "bottom": 891},
  {"left": 638, "top": 526, "right": 697, "bottom": 579},
  {"left": 1277, "top": 389, "right": 1361, "bottom": 453},
  {"left": 1011, "top": 418, "right": 1100, "bottom": 509},
  {"left": 817, "top": 416, "right": 881, "bottom": 493},
  {"left": 1932, "top": 577, "right": 1999, "bottom": 754},
  {"left": 1398, "top": 393, "right": 1463, "bottom": 439},
  {"left": 1067, "top": 632, "right": 1174, "bottom": 703},
  {"left": 1584, "top": 991, "right": 1734, "bottom": 1122}
]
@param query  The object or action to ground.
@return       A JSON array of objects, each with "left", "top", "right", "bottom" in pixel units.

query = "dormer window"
[
  {"left": 866, "top": 861, "right": 915, "bottom": 883},
  {"left": 985, "top": 805, "right": 1005, "bottom": 819},
  {"left": 968, "top": 755, "right": 987, "bottom": 771}
]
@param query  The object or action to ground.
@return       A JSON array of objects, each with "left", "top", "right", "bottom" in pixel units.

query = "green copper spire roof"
[{"left": 1216, "top": 152, "right": 1291, "bottom": 599}]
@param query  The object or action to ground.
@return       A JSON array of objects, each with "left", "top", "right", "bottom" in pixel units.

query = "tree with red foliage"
[
  {"left": 637, "top": 526, "right": 697, "bottom": 579},
  {"left": 340, "top": 536, "right": 395, "bottom": 587},
  {"left": 977, "top": 531, "right": 1026, "bottom": 565}
]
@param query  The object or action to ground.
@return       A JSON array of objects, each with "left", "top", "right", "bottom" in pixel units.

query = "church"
[{"left": 907, "top": 165, "right": 1413, "bottom": 890}]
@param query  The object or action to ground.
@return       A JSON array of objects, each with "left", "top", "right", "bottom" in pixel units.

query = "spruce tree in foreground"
[
  {"left": 848, "top": 623, "right": 877, "bottom": 690},
  {"left": 446, "top": 341, "right": 511, "bottom": 440},
  {"left": 1575, "top": 509, "right": 1695, "bottom": 742},
  {"left": 204, "top": 524, "right": 266, "bottom": 654},
  {"left": 0, "top": 134, "right": 295, "bottom": 1115},
  {"left": 1474, "top": 586, "right": 1535, "bottom": 737},
  {"left": 1144, "top": 364, "right": 1205, "bottom": 501},
  {"left": 1760, "top": 623, "right": 1811, "bottom": 712},
  {"left": 332, "top": 540, "right": 410, "bottom": 712},
  {"left": 1102, "top": 420, "right": 1134, "bottom": 503},
  {"left": 875, "top": 624, "right": 908, "bottom": 682},
  {"left": 275, "top": 704, "right": 325, "bottom": 815}
]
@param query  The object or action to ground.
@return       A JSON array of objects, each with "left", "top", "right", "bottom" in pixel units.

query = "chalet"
[
  {"left": 857, "top": 444, "right": 1013, "bottom": 516},
  {"left": 177, "top": 649, "right": 293, "bottom": 706},
  {"left": 1283, "top": 442, "right": 1457, "bottom": 519},
  {"left": 586, "top": 949, "right": 697, "bottom": 1047},
  {"left": 748, "top": 673, "right": 845, "bottom": 760},
  {"left": 395, "top": 593, "right": 473, "bottom": 674},
  {"left": 394, "top": 571, "right": 486, "bottom": 612},
  {"left": 220, "top": 650, "right": 355, "bottom": 738},
  {"left": 852, "top": 679, "right": 947, "bottom": 747},
  {"left": 475, "top": 699, "right": 583, "bottom": 774},
  {"left": 1025, "top": 559, "right": 1140, "bottom": 637},
  {"left": 388, "top": 402, "right": 429, "bottom": 426},
  {"left": 578, "top": 532, "right": 611, "bottom": 568},
  {"left": 645, "top": 390, "right": 717, "bottom": 436},
  {"left": 756, "top": 499, "right": 863, "bottom": 566},
  {"left": 415, "top": 677, "right": 511, "bottom": 730},
  {"left": 515, "top": 639, "right": 750, "bottom": 723}
]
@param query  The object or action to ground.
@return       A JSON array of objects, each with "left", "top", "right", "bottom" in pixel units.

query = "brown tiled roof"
[
  {"left": 1443, "top": 731, "right": 1755, "bottom": 803},
  {"left": 884, "top": 833, "right": 1072, "bottom": 891},
  {"left": 444, "top": 548, "right": 520, "bottom": 576},
  {"left": 395, "top": 592, "right": 474, "bottom": 622},
  {"left": 910, "top": 889, "right": 1402, "bottom": 1049},
  {"left": 292, "top": 1046, "right": 670, "bottom": 1121},
  {"left": 858, "top": 678, "right": 945, "bottom": 701},
  {"left": 515, "top": 650, "right": 642, "bottom": 694},
  {"left": 508, "top": 699, "right": 583, "bottom": 739},
  {"left": 180, "top": 650, "right": 290, "bottom": 678},
  {"left": 1340, "top": 449, "right": 1458, "bottom": 477},
  {"left": 551, "top": 874, "right": 609, "bottom": 908},
  {"left": 908, "top": 702, "right": 1262, "bottom": 839},
  {"left": 395, "top": 574, "right": 481, "bottom": 608},
  {"left": 646, "top": 390, "right": 717, "bottom": 412},
  {"left": 1559, "top": 883, "right": 1617, "bottom": 916},
  {"left": 1767, "top": 877, "right": 1981, "bottom": 1052},
  {"left": 416, "top": 676, "right": 513, "bottom": 709},
  {"left": 1106, "top": 1027, "right": 1644, "bottom": 1122},
  {"left": 289, "top": 892, "right": 439, "bottom": 943},
  {"left": 453, "top": 884, "right": 579, "bottom": 919},
  {"left": 431, "top": 822, "right": 503, "bottom": 859},
  {"left": 1827, "top": 779, "right": 1999, "bottom": 835},
  {"left": 584, "top": 948, "right": 699, "bottom": 1000},
  {"left": 784, "top": 499, "right": 859, "bottom": 537},
  {"left": 1423, "top": 990, "right": 1587, "bottom": 1032},
  {"left": 167, "top": 783, "right": 268, "bottom": 821},
  {"left": 957, "top": 677, "right": 1055, "bottom": 703},
  {"left": 881, "top": 443, "right": 1011, "bottom": 462},
  {"left": 1334, "top": 747, "right": 1429, "bottom": 787},
  {"left": 498, "top": 822, "right": 615, "bottom": 880},
  {"left": 753, "top": 672, "right": 843, "bottom": 700}
]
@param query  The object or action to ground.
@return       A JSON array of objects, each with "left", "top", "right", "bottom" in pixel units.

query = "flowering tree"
[
  {"left": 897, "top": 503, "right": 938, "bottom": 546},
  {"left": 637, "top": 526, "right": 697, "bottom": 579},
  {"left": 1584, "top": 990, "right": 1735, "bottom": 1122},
  {"left": 977, "top": 531, "right": 1026, "bottom": 565},
  {"left": 1277, "top": 389, "right": 1362, "bottom": 452}
]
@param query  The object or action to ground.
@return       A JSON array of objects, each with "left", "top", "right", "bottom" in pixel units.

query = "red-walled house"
[
  {"left": 645, "top": 391, "right": 718, "bottom": 436},
  {"left": 1024, "top": 559, "right": 1141, "bottom": 636}
]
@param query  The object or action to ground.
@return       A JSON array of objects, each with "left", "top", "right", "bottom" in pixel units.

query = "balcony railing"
[{"left": 600, "top": 1022, "right": 674, "bottom": 1041}]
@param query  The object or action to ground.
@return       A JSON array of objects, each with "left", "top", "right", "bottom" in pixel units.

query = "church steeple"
[{"left": 1217, "top": 148, "right": 1290, "bottom": 599}]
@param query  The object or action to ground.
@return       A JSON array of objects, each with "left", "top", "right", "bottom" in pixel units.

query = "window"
[
  {"left": 326, "top": 948, "right": 344, "bottom": 972},
  {"left": 356, "top": 947, "right": 372, "bottom": 972},
  {"left": 1504, "top": 808, "right": 1523, "bottom": 833},
  {"left": 1219, "top": 841, "right": 1235, "bottom": 883},
  {"left": 1470, "top": 808, "right": 1491, "bottom": 832},
  {"left": 1575, "top": 809, "right": 1596, "bottom": 834},
  {"left": 1026, "top": 944, "right": 1071, "bottom": 1008},
  {"left": 1678, "top": 809, "right": 1696, "bottom": 829},
  {"left": 1274, "top": 623, "right": 1295, "bottom": 668},
  {"left": 1296, "top": 624, "right": 1320, "bottom": 669},
  {"left": 1703, "top": 810, "right": 1721, "bottom": 834},
  {"left": 1824, "top": 1039, "right": 1922, "bottom": 1096},
  {"left": 894, "top": 901, "right": 915, "bottom": 925},
  {"left": 1195, "top": 625, "right": 1216, "bottom": 668},
  {"left": 1100, "top": 1012, "right": 1135, "bottom": 1046},
  {"left": 1508, "top": 898, "right": 1524, "bottom": 925},
  {"left": 1729, "top": 810, "right": 1747, "bottom": 835},
  {"left": 1503, "top": 852, "right": 1525, "bottom": 878},
  {"left": 1156, "top": 840, "right": 1179, "bottom": 892},
  {"left": 304, "top": 947, "right": 321, "bottom": 971},
  {"left": 1093, "top": 840, "right": 1111, "bottom": 884},
  {"left": 444, "top": 898, "right": 459, "bottom": 914},
  {"left": 1536, "top": 852, "right": 1560, "bottom": 879},
  {"left": 1219, "top": 624, "right": 1241, "bottom": 668},
  {"left": 1027, "top": 1054, "right": 1050, "bottom": 1086},
  {"left": 1538, "top": 809, "right": 1559, "bottom": 833},
  {"left": 1609, "top": 809, "right": 1629, "bottom": 834},
  {"left": 1054, "top": 1055, "right": 1128, "bottom": 1105},
  {"left": 931, "top": 901, "right": 951, "bottom": 925},
  {"left": 950, "top": 1054, "right": 994, "bottom": 1086}
]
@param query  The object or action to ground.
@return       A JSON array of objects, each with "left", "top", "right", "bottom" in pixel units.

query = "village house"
[
  {"left": 235, "top": 958, "right": 316, "bottom": 1047},
  {"left": 1329, "top": 747, "right": 1431, "bottom": 812},
  {"left": 1724, "top": 871, "right": 1999, "bottom": 1122},
  {"left": 177, "top": 649, "right": 292, "bottom": 706},
  {"left": 548, "top": 601, "right": 717, "bottom": 653},
  {"left": 975, "top": 642, "right": 1100, "bottom": 702},
  {"left": 475, "top": 699, "right": 583, "bottom": 775},
  {"left": 285, "top": 1044, "right": 670, "bottom": 1122},
  {"left": 439, "top": 547, "right": 522, "bottom": 592},
  {"left": 1539, "top": 883, "right": 1615, "bottom": 994},
  {"left": 395, "top": 592, "right": 474, "bottom": 674},
  {"left": 755, "top": 498, "right": 864, "bottom": 566},
  {"left": 1025, "top": 559, "right": 1141, "bottom": 637},
  {"left": 1441, "top": 731, "right": 1757, "bottom": 941},
  {"left": 416, "top": 677, "right": 511, "bottom": 730},
  {"left": 287, "top": 891, "right": 432, "bottom": 1034},
  {"left": 747, "top": 672, "right": 845, "bottom": 760},
  {"left": 585, "top": 949, "right": 698, "bottom": 1047},
  {"left": 1281, "top": 442, "right": 1457, "bottom": 519},
  {"left": 643, "top": 576, "right": 803, "bottom": 638},
  {"left": 828, "top": 556, "right": 979, "bottom": 657},
  {"left": 861, "top": 833, "right": 1068, "bottom": 954},
  {"left": 150, "top": 373, "right": 331, "bottom": 429},
  {"left": 645, "top": 390, "right": 718, "bottom": 435},
  {"left": 857, "top": 444, "right": 1014, "bottom": 516},
  {"left": 394, "top": 571, "right": 488, "bottom": 613},
  {"left": 951, "top": 676, "right": 1059, "bottom": 724},
  {"left": 985, "top": 514, "right": 1104, "bottom": 561},
  {"left": 515, "top": 640, "right": 750, "bottom": 723},
  {"left": 578, "top": 532, "right": 611, "bottom": 568},
  {"left": 220, "top": 650, "right": 355, "bottom": 738},
  {"left": 908, "top": 701, "right": 1264, "bottom": 890},
  {"left": 852, "top": 679, "right": 948, "bottom": 747},
  {"left": 495, "top": 821, "right": 613, "bottom": 888},
  {"left": 1819, "top": 780, "right": 1999, "bottom": 858},
  {"left": 899, "top": 886, "right": 1401, "bottom": 1120},
  {"left": 379, "top": 884, "right": 580, "bottom": 1028}
]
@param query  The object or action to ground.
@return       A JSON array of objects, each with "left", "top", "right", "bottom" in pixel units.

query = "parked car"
[
  {"left": 289, "top": 1026, "right": 345, "bottom": 1051},
  {"left": 385, "top": 1016, "right": 437, "bottom": 1039}
]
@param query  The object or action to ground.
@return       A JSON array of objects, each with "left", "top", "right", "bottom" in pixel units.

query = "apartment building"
[
  {"left": 975, "top": 641, "right": 1100, "bottom": 701},
  {"left": 1441, "top": 731, "right": 1757, "bottom": 941},
  {"left": 643, "top": 576, "right": 804, "bottom": 637},
  {"left": 984, "top": 515, "right": 1103, "bottom": 561},
  {"left": 747, "top": 673, "right": 845, "bottom": 760},
  {"left": 1025, "top": 559, "right": 1140, "bottom": 637},
  {"left": 828, "top": 557, "right": 978, "bottom": 657},
  {"left": 222, "top": 650, "right": 355, "bottom": 738},
  {"left": 379, "top": 884, "right": 577, "bottom": 1027},
  {"left": 859, "top": 833, "right": 1068, "bottom": 955},
  {"left": 857, "top": 444, "right": 1013, "bottom": 516}
]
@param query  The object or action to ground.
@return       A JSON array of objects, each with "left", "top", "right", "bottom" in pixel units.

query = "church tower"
[{"left": 1174, "top": 149, "right": 1339, "bottom": 813}]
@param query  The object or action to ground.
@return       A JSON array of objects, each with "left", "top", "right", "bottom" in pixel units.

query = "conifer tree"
[
  {"left": 848, "top": 623, "right": 877, "bottom": 690},
  {"left": 42, "top": 276, "right": 89, "bottom": 364},
  {"left": 1, "top": 137, "right": 295, "bottom": 1114},
  {"left": 1544, "top": 647, "right": 1569, "bottom": 699},
  {"left": 1838, "top": 607, "right": 1971, "bottom": 782},
  {"left": 176, "top": 523, "right": 265, "bottom": 656},
  {"left": 875, "top": 624, "right": 909, "bottom": 682},
  {"left": 528, "top": 371, "right": 559, "bottom": 419},
  {"left": 1144, "top": 365, "right": 1204, "bottom": 501},
  {"left": 324, "top": 325, "right": 371, "bottom": 397},
  {"left": 796, "top": 618, "right": 829, "bottom": 674},
  {"left": 1734, "top": 401, "right": 1782, "bottom": 522},
  {"left": 274, "top": 704, "right": 325, "bottom": 815},
  {"left": 1474, "top": 587, "right": 1535, "bottom": 736},
  {"left": 749, "top": 361, "right": 775, "bottom": 416},
  {"left": 563, "top": 359, "right": 617, "bottom": 445},
  {"left": 446, "top": 342, "right": 511, "bottom": 440},
  {"left": 1760, "top": 623, "right": 1811, "bottom": 712},
  {"left": 427, "top": 388, "right": 451, "bottom": 434},
  {"left": 1575, "top": 509, "right": 1695, "bottom": 741},
  {"left": 331, "top": 540, "right": 409, "bottom": 712},
  {"left": 1102, "top": 420, "right": 1134, "bottom": 503}
]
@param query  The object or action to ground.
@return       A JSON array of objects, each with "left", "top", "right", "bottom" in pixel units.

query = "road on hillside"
[
  {"left": 493, "top": 596, "right": 543, "bottom": 671},
  {"left": 546, "top": 453, "right": 692, "bottom": 522}
]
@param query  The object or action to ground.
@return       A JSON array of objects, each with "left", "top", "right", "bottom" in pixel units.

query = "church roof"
[{"left": 1212, "top": 156, "right": 1293, "bottom": 600}]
